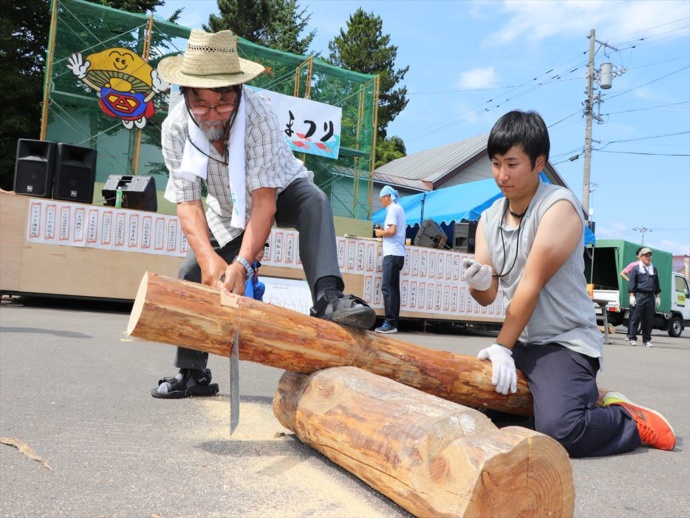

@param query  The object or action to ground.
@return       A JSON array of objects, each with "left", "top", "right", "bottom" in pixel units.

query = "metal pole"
[
  {"left": 40, "top": 0, "right": 59, "bottom": 140},
  {"left": 582, "top": 29, "right": 595, "bottom": 214}
]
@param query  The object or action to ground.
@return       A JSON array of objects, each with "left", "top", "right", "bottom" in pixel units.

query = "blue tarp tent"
[{"left": 372, "top": 177, "right": 596, "bottom": 246}]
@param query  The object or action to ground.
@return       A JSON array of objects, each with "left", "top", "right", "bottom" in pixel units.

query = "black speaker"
[
  {"left": 453, "top": 220, "right": 478, "bottom": 253},
  {"left": 414, "top": 219, "right": 447, "bottom": 249},
  {"left": 102, "top": 175, "right": 157, "bottom": 212},
  {"left": 14, "top": 139, "right": 57, "bottom": 198},
  {"left": 53, "top": 143, "right": 97, "bottom": 203}
]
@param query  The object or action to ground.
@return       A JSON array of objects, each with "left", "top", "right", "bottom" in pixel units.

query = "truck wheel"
[{"left": 668, "top": 315, "right": 684, "bottom": 338}]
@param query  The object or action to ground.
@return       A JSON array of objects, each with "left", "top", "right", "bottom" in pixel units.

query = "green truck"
[{"left": 585, "top": 239, "right": 689, "bottom": 337}]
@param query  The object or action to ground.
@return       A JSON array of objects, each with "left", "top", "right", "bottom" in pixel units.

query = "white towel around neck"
[
  {"left": 179, "top": 96, "right": 247, "bottom": 229},
  {"left": 638, "top": 261, "right": 655, "bottom": 275}
]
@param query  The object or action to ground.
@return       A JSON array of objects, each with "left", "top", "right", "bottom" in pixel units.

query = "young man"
[
  {"left": 627, "top": 247, "right": 661, "bottom": 347},
  {"left": 463, "top": 110, "right": 675, "bottom": 456},
  {"left": 374, "top": 185, "right": 406, "bottom": 333},
  {"left": 152, "top": 29, "right": 375, "bottom": 398}
]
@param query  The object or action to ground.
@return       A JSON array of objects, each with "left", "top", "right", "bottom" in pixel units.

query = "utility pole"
[
  {"left": 633, "top": 226, "right": 652, "bottom": 245},
  {"left": 582, "top": 30, "right": 596, "bottom": 214},
  {"left": 581, "top": 30, "right": 622, "bottom": 215}
]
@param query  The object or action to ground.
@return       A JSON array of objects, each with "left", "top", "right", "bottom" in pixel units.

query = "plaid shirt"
[{"left": 162, "top": 87, "right": 312, "bottom": 246}]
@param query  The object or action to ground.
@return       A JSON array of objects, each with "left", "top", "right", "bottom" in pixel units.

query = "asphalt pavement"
[{"left": 1, "top": 295, "right": 688, "bottom": 518}]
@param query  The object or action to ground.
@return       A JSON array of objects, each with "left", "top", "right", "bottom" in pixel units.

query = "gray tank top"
[{"left": 482, "top": 181, "right": 603, "bottom": 363}]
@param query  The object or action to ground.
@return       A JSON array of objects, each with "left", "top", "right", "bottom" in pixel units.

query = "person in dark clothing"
[{"left": 627, "top": 247, "right": 661, "bottom": 347}]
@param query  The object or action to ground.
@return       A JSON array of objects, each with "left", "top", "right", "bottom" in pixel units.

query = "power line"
[{"left": 595, "top": 150, "right": 690, "bottom": 157}]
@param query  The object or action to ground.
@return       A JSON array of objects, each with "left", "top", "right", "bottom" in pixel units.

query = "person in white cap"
[
  {"left": 373, "top": 185, "right": 406, "bottom": 333},
  {"left": 627, "top": 247, "right": 661, "bottom": 347},
  {"left": 152, "top": 29, "right": 375, "bottom": 398}
]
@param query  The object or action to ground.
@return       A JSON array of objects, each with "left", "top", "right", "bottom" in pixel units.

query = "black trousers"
[
  {"left": 512, "top": 342, "right": 641, "bottom": 458},
  {"left": 173, "top": 178, "right": 343, "bottom": 370},
  {"left": 381, "top": 255, "right": 404, "bottom": 327},
  {"left": 627, "top": 293, "right": 655, "bottom": 343}
]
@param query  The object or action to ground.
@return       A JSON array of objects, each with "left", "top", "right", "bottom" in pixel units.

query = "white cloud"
[
  {"left": 657, "top": 239, "right": 690, "bottom": 256},
  {"left": 485, "top": 0, "right": 690, "bottom": 46},
  {"left": 457, "top": 66, "right": 499, "bottom": 89}
]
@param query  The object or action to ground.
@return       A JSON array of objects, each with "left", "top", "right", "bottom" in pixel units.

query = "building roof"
[
  {"left": 374, "top": 134, "right": 488, "bottom": 191},
  {"left": 373, "top": 133, "right": 570, "bottom": 192}
]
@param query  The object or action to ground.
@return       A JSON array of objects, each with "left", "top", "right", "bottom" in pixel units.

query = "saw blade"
[{"left": 229, "top": 330, "right": 240, "bottom": 435}]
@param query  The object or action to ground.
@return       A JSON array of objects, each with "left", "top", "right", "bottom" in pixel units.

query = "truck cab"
[{"left": 669, "top": 272, "right": 690, "bottom": 337}]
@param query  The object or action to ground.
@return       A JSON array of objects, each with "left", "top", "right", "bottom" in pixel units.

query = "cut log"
[
  {"left": 127, "top": 272, "right": 533, "bottom": 416},
  {"left": 273, "top": 367, "right": 575, "bottom": 518}
]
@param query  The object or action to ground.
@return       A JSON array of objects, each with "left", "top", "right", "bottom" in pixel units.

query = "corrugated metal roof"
[{"left": 374, "top": 133, "right": 489, "bottom": 185}]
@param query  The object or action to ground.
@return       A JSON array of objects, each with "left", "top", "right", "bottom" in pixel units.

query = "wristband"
[{"left": 233, "top": 255, "right": 254, "bottom": 280}]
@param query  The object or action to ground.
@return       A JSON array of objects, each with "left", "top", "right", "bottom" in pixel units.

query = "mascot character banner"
[{"left": 67, "top": 48, "right": 170, "bottom": 130}]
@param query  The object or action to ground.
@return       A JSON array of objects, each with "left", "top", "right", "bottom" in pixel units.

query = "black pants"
[
  {"left": 173, "top": 178, "right": 343, "bottom": 370},
  {"left": 512, "top": 343, "right": 641, "bottom": 458},
  {"left": 628, "top": 293, "right": 655, "bottom": 343},
  {"left": 381, "top": 255, "right": 404, "bottom": 327}
]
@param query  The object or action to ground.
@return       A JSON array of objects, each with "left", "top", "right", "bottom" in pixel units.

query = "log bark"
[
  {"left": 127, "top": 272, "right": 533, "bottom": 416},
  {"left": 273, "top": 367, "right": 574, "bottom": 518}
]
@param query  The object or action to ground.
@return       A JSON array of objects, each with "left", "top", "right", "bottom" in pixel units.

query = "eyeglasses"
[{"left": 189, "top": 102, "right": 236, "bottom": 116}]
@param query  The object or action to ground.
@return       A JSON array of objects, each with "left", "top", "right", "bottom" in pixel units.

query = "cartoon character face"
[{"left": 85, "top": 47, "right": 154, "bottom": 93}]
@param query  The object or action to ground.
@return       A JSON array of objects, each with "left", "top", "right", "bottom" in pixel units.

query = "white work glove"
[
  {"left": 629, "top": 294, "right": 636, "bottom": 307},
  {"left": 462, "top": 258, "right": 493, "bottom": 291},
  {"left": 67, "top": 53, "right": 89, "bottom": 79},
  {"left": 655, "top": 296, "right": 661, "bottom": 308},
  {"left": 477, "top": 343, "right": 517, "bottom": 395},
  {"left": 151, "top": 69, "right": 170, "bottom": 93}
]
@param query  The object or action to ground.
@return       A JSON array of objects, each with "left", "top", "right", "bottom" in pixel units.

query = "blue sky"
[{"left": 156, "top": 0, "right": 690, "bottom": 256}]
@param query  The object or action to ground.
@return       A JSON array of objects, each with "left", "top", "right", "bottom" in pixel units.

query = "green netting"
[{"left": 45, "top": 0, "right": 378, "bottom": 219}]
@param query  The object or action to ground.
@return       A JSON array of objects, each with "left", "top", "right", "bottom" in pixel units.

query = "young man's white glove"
[
  {"left": 462, "top": 258, "right": 493, "bottom": 291},
  {"left": 477, "top": 343, "right": 517, "bottom": 395},
  {"left": 655, "top": 296, "right": 661, "bottom": 308},
  {"left": 629, "top": 294, "right": 636, "bottom": 307}
]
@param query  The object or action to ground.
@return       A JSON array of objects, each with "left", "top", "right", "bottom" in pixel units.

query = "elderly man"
[{"left": 152, "top": 29, "right": 375, "bottom": 398}]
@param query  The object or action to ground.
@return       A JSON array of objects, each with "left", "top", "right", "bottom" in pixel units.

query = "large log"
[
  {"left": 273, "top": 367, "right": 574, "bottom": 518},
  {"left": 127, "top": 272, "right": 534, "bottom": 415}
]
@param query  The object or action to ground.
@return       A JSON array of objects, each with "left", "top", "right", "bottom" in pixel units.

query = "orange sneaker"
[{"left": 602, "top": 392, "right": 676, "bottom": 451}]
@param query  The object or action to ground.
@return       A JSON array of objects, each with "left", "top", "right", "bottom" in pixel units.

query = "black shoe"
[
  {"left": 151, "top": 368, "right": 219, "bottom": 399},
  {"left": 310, "top": 289, "right": 376, "bottom": 330}
]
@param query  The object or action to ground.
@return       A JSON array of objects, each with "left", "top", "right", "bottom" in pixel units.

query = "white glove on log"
[
  {"left": 655, "top": 296, "right": 661, "bottom": 308},
  {"left": 629, "top": 294, "right": 636, "bottom": 307},
  {"left": 463, "top": 258, "right": 493, "bottom": 291},
  {"left": 477, "top": 343, "right": 517, "bottom": 395}
]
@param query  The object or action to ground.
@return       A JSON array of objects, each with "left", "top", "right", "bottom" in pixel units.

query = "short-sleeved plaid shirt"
[{"left": 162, "top": 87, "right": 313, "bottom": 247}]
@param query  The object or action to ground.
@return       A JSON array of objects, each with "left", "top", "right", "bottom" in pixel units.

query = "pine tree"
[
  {"left": 327, "top": 8, "right": 409, "bottom": 142},
  {"left": 205, "top": 0, "right": 315, "bottom": 55}
]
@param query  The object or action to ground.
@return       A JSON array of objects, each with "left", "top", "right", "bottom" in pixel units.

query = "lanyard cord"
[{"left": 493, "top": 201, "right": 526, "bottom": 279}]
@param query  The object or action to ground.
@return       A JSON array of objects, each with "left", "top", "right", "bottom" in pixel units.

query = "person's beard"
[{"left": 199, "top": 121, "right": 226, "bottom": 142}]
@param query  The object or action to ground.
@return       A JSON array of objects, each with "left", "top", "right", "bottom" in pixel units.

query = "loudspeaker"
[
  {"left": 53, "top": 143, "right": 97, "bottom": 203},
  {"left": 14, "top": 139, "right": 57, "bottom": 198},
  {"left": 414, "top": 219, "right": 447, "bottom": 249},
  {"left": 453, "top": 220, "right": 478, "bottom": 253},
  {"left": 102, "top": 175, "right": 157, "bottom": 212}
]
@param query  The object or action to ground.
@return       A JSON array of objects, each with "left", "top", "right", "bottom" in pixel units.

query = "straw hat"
[{"left": 158, "top": 29, "right": 265, "bottom": 88}]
